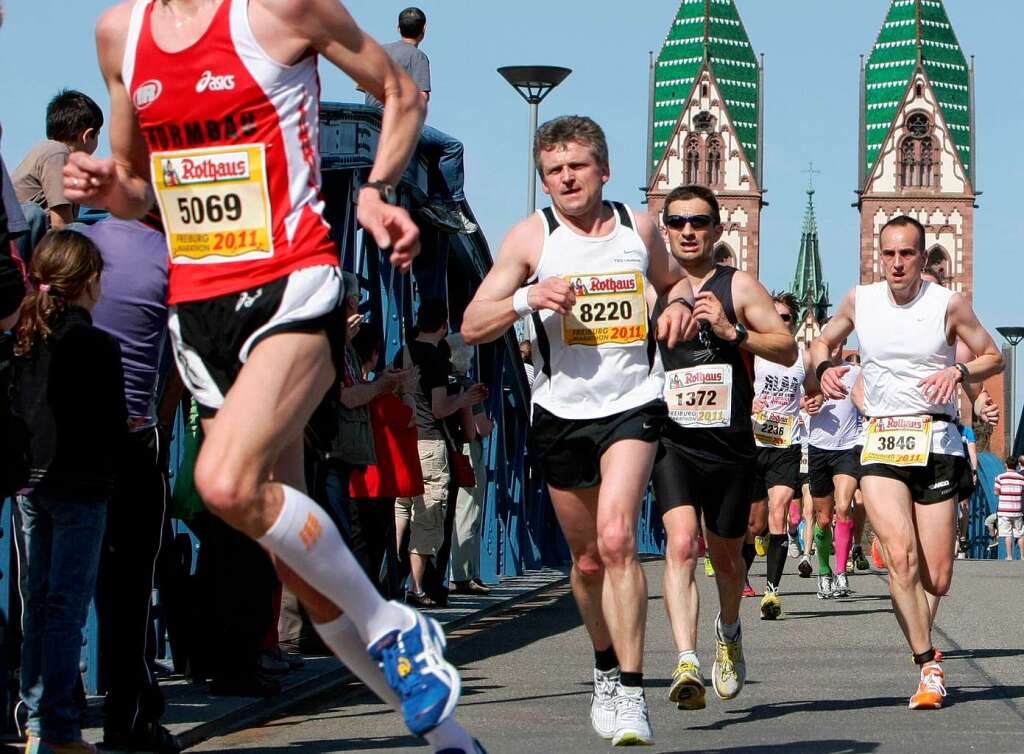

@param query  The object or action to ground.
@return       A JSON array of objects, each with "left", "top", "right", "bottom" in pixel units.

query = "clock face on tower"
[
  {"left": 906, "top": 112, "right": 930, "bottom": 138},
  {"left": 694, "top": 111, "right": 714, "bottom": 133}
]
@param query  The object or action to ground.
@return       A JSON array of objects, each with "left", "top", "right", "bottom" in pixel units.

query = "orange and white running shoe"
[{"left": 909, "top": 664, "right": 946, "bottom": 710}]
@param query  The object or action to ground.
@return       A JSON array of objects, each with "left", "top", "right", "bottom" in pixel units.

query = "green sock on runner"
[{"left": 814, "top": 525, "right": 833, "bottom": 575}]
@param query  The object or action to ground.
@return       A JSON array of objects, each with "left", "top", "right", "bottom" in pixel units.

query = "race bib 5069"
[
  {"left": 152, "top": 144, "right": 274, "bottom": 264},
  {"left": 562, "top": 271, "right": 647, "bottom": 347}
]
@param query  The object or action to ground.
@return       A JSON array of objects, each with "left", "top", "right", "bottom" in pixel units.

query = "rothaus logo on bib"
[{"left": 196, "top": 70, "right": 237, "bottom": 93}]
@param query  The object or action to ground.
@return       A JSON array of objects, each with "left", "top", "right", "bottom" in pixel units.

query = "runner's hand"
[
  {"left": 357, "top": 188, "right": 420, "bottom": 272},
  {"left": 819, "top": 365, "right": 850, "bottom": 400},
  {"left": 691, "top": 291, "right": 737, "bottom": 342},
  {"left": 527, "top": 278, "right": 575, "bottom": 316},
  {"left": 801, "top": 393, "right": 824, "bottom": 415},
  {"left": 919, "top": 366, "right": 960, "bottom": 406},
  {"left": 462, "top": 383, "right": 488, "bottom": 406},
  {"left": 346, "top": 313, "right": 363, "bottom": 341},
  {"left": 974, "top": 390, "right": 999, "bottom": 426},
  {"left": 656, "top": 299, "right": 698, "bottom": 349},
  {"left": 63, "top": 152, "right": 117, "bottom": 207},
  {"left": 751, "top": 395, "right": 766, "bottom": 415}
]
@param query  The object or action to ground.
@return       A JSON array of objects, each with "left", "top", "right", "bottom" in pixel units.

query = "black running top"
[{"left": 654, "top": 264, "right": 756, "bottom": 464}]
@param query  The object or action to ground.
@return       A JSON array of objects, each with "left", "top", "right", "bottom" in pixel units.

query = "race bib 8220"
[
  {"left": 152, "top": 144, "right": 274, "bottom": 264},
  {"left": 562, "top": 271, "right": 647, "bottom": 347}
]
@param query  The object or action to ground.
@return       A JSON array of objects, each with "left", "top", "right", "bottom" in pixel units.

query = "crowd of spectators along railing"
[{"left": 0, "top": 80, "right": 497, "bottom": 751}]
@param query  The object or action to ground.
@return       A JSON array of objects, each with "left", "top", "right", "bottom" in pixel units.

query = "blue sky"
[{"left": 2, "top": 0, "right": 1022, "bottom": 422}]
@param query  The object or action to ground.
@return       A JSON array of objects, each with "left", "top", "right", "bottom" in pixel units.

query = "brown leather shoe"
[
  {"left": 405, "top": 591, "right": 439, "bottom": 608},
  {"left": 450, "top": 579, "right": 492, "bottom": 595}
]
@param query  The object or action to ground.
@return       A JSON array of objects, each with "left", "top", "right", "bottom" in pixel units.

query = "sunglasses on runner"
[
  {"left": 779, "top": 313, "right": 793, "bottom": 322},
  {"left": 664, "top": 214, "right": 714, "bottom": 231}
]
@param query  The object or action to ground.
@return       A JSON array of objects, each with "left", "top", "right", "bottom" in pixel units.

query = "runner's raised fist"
[
  {"left": 819, "top": 365, "right": 850, "bottom": 400},
  {"left": 527, "top": 278, "right": 576, "bottom": 316},
  {"left": 357, "top": 187, "right": 420, "bottom": 272},
  {"left": 63, "top": 152, "right": 116, "bottom": 207}
]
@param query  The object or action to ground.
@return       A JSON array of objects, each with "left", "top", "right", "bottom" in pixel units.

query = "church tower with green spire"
[
  {"left": 791, "top": 182, "right": 830, "bottom": 348},
  {"left": 858, "top": 0, "right": 976, "bottom": 302},
  {"left": 646, "top": 0, "right": 765, "bottom": 278}
]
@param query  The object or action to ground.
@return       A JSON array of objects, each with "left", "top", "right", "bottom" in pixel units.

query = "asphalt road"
[{"left": 193, "top": 558, "right": 1024, "bottom": 753}]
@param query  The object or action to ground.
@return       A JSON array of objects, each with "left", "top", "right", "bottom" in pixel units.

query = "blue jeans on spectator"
[
  {"left": 15, "top": 201, "right": 47, "bottom": 267},
  {"left": 19, "top": 493, "right": 107, "bottom": 743},
  {"left": 419, "top": 125, "right": 466, "bottom": 204}
]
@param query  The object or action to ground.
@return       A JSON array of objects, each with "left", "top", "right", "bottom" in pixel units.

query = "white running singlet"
[
  {"left": 528, "top": 202, "right": 662, "bottom": 420},
  {"left": 753, "top": 349, "right": 806, "bottom": 448},
  {"left": 854, "top": 281, "right": 963, "bottom": 457},
  {"left": 809, "top": 365, "right": 862, "bottom": 450}
]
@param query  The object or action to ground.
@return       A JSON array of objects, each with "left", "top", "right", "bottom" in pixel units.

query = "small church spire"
[
  {"left": 792, "top": 163, "right": 829, "bottom": 344},
  {"left": 703, "top": 0, "right": 711, "bottom": 63}
]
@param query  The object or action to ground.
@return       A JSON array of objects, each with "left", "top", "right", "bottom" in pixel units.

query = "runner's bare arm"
[
  {"left": 640, "top": 213, "right": 697, "bottom": 348},
  {"left": 261, "top": 0, "right": 424, "bottom": 269},
  {"left": 811, "top": 289, "right": 856, "bottom": 400},
  {"left": 462, "top": 216, "right": 563, "bottom": 345},
  {"left": 729, "top": 271, "right": 798, "bottom": 366},
  {"left": 63, "top": 4, "right": 154, "bottom": 218},
  {"left": 851, "top": 371, "right": 866, "bottom": 414},
  {"left": 920, "top": 294, "right": 1004, "bottom": 405}
]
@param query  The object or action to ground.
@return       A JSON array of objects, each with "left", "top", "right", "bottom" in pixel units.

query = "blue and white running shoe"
[{"left": 368, "top": 604, "right": 461, "bottom": 736}]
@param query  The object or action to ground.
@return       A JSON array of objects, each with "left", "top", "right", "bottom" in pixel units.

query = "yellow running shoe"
[
  {"left": 704, "top": 557, "right": 715, "bottom": 577},
  {"left": 909, "top": 664, "right": 946, "bottom": 710},
  {"left": 712, "top": 624, "right": 746, "bottom": 700},
  {"left": 754, "top": 536, "right": 767, "bottom": 557},
  {"left": 668, "top": 660, "right": 706, "bottom": 710},
  {"left": 759, "top": 586, "right": 782, "bottom": 620}
]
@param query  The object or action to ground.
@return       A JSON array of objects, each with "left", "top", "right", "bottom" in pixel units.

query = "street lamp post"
[
  {"left": 497, "top": 66, "right": 572, "bottom": 214},
  {"left": 996, "top": 326, "right": 1024, "bottom": 454}
]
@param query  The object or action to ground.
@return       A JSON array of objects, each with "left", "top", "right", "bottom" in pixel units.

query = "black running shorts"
[
  {"left": 169, "top": 265, "right": 345, "bottom": 417},
  {"left": 807, "top": 446, "right": 862, "bottom": 497},
  {"left": 528, "top": 400, "right": 666, "bottom": 490},
  {"left": 652, "top": 441, "right": 755, "bottom": 539},
  {"left": 754, "top": 445, "right": 801, "bottom": 496},
  {"left": 859, "top": 453, "right": 966, "bottom": 504}
]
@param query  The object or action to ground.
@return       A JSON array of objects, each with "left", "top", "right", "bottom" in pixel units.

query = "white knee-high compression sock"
[
  {"left": 315, "top": 615, "right": 475, "bottom": 752},
  {"left": 258, "top": 484, "right": 411, "bottom": 644}
]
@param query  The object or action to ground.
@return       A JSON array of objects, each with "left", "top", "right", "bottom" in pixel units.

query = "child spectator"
[
  {"left": 10, "top": 229, "right": 126, "bottom": 753},
  {"left": 994, "top": 455, "right": 1024, "bottom": 561},
  {"left": 13, "top": 90, "right": 103, "bottom": 250}
]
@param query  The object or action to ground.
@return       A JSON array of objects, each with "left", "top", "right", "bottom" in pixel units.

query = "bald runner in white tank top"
[{"left": 855, "top": 281, "right": 963, "bottom": 458}]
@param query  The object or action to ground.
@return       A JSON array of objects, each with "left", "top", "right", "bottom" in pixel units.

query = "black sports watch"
[
  {"left": 954, "top": 362, "right": 970, "bottom": 382},
  {"left": 362, "top": 180, "right": 397, "bottom": 206},
  {"left": 729, "top": 323, "right": 749, "bottom": 346}
]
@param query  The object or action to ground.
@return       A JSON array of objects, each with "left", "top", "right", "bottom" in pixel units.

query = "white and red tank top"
[{"left": 124, "top": 0, "right": 338, "bottom": 304}]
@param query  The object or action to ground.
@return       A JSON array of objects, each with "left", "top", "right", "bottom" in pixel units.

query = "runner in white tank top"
[
  {"left": 463, "top": 116, "right": 696, "bottom": 746},
  {"left": 804, "top": 343, "right": 863, "bottom": 599},
  {"left": 746, "top": 294, "right": 818, "bottom": 619},
  {"left": 812, "top": 216, "right": 1003, "bottom": 712}
]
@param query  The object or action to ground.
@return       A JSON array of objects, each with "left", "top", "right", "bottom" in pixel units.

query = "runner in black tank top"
[
  {"left": 654, "top": 264, "right": 755, "bottom": 465},
  {"left": 650, "top": 185, "right": 797, "bottom": 714}
]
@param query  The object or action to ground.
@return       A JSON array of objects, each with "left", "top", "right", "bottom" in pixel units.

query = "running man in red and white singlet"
[{"left": 64, "top": 2, "right": 482, "bottom": 751}]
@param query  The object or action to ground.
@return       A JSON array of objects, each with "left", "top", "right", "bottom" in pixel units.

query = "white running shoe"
[
  {"left": 611, "top": 685, "right": 653, "bottom": 746},
  {"left": 817, "top": 573, "right": 834, "bottom": 600},
  {"left": 832, "top": 571, "right": 851, "bottom": 597},
  {"left": 788, "top": 537, "right": 801, "bottom": 559},
  {"left": 590, "top": 667, "right": 619, "bottom": 740}
]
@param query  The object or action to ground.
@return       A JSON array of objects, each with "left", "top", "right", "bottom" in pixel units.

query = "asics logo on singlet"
[
  {"left": 196, "top": 70, "right": 236, "bottom": 93},
  {"left": 236, "top": 289, "right": 263, "bottom": 311},
  {"left": 133, "top": 80, "right": 163, "bottom": 110}
]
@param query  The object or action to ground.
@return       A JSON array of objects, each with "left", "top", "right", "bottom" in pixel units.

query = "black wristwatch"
[
  {"left": 729, "top": 323, "right": 749, "bottom": 346},
  {"left": 954, "top": 362, "right": 970, "bottom": 382},
  {"left": 362, "top": 180, "right": 397, "bottom": 206}
]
